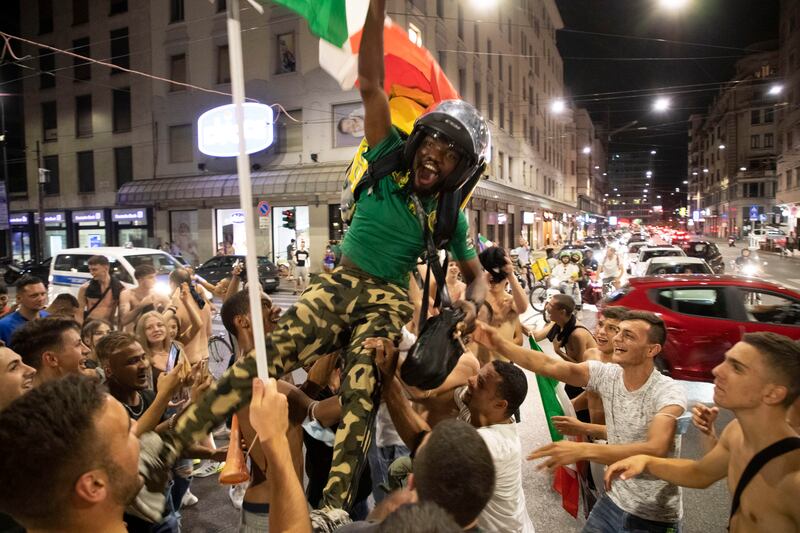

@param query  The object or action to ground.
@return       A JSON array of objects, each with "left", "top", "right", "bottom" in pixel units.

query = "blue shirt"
[{"left": 0, "top": 310, "right": 49, "bottom": 347}]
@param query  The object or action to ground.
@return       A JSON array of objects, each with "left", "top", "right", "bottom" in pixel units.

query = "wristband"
[{"left": 307, "top": 400, "right": 319, "bottom": 422}]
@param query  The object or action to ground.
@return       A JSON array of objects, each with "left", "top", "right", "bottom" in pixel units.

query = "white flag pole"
[{"left": 227, "top": 0, "right": 269, "bottom": 379}]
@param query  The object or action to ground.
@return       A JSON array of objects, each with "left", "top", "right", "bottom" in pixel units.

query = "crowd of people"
[{"left": 1, "top": 0, "right": 799, "bottom": 531}]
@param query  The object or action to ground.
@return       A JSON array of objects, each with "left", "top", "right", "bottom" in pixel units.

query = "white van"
[{"left": 48, "top": 247, "right": 182, "bottom": 300}]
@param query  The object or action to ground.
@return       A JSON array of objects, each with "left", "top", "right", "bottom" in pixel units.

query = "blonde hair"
[{"left": 135, "top": 311, "right": 170, "bottom": 359}]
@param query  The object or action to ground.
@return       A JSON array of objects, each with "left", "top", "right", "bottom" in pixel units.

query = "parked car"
[
  {"left": 4, "top": 258, "right": 53, "bottom": 286},
  {"left": 642, "top": 256, "right": 713, "bottom": 276},
  {"left": 750, "top": 227, "right": 787, "bottom": 244},
  {"left": 632, "top": 246, "right": 686, "bottom": 276},
  {"left": 603, "top": 275, "right": 800, "bottom": 381},
  {"left": 194, "top": 255, "right": 280, "bottom": 293},
  {"left": 49, "top": 248, "right": 181, "bottom": 300},
  {"left": 682, "top": 240, "right": 725, "bottom": 274}
]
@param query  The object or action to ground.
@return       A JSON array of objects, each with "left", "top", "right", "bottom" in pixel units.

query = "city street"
[{"left": 187, "top": 272, "right": 736, "bottom": 533}]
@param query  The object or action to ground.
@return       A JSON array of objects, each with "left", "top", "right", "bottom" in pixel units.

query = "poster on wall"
[
  {"left": 333, "top": 102, "right": 365, "bottom": 148},
  {"left": 170, "top": 210, "right": 201, "bottom": 265}
]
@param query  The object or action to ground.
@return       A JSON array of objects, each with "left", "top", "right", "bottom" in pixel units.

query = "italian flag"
[
  {"left": 266, "top": 0, "right": 362, "bottom": 48},
  {"left": 529, "top": 337, "right": 582, "bottom": 518}
]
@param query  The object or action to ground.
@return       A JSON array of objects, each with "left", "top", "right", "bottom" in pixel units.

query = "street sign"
[
  {"left": 749, "top": 205, "right": 759, "bottom": 221},
  {"left": 257, "top": 200, "right": 271, "bottom": 217},
  {"left": 197, "top": 103, "right": 274, "bottom": 157},
  {"left": 259, "top": 217, "right": 269, "bottom": 229}
]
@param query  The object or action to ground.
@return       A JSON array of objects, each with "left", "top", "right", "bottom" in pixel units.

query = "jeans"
[
  {"left": 367, "top": 441, "right": 411, "bottom": 503},
  {"left": 583, "top": 495, "right": 680, "bottom": 533}
]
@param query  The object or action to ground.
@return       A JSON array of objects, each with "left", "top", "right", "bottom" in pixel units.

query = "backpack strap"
[
  {"left": 353, "top": 145, "right": 405, "bottom": 204},
  {"left": 729, "top": 437, "right": 800, "bottom": 529}
]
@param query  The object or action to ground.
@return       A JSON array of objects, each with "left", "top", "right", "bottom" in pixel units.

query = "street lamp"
[
  {"left": 582, "top": 146, "right": 591, "bottom": 155},
  {"left": 682, "top": 180, "right": 688, "bottom": 184},
  {"left": 550, "top": 99, "right": 566, "bottom": 114},
  {"left": 659, "top": 0, "right": 690, "bottom": 10},
  {"left": 768, "top": 84, "right": 783, "bottom": 95},
  {"left": 739, "top": 166, "right": 747, "bottom": 171},
  {"left": 653, "top": 97, "right": 671, "bottom": 112},
  {"left": 650, "top": 150, "right": 657, "bottom": 155},
  {"left": 718, "top": 144, "right": 726, "bottom": 150}
]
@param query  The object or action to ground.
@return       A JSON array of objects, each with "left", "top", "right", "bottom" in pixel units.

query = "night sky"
[{"left": 555, "top": 0, "right": 780, "bottom": 192}]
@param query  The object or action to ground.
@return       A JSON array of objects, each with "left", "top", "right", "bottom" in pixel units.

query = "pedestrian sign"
[
  {"left": 257, "top": 201, "right": 271, "bottom": 217},
  {"left": 749, "top": 205, "right": 759, "bottom": 221}
]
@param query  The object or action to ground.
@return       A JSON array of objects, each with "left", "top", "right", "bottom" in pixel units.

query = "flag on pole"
[
  {"left": 528, "top": 337, "right": 581, "bottom": 518},
  {"left": 265, "top": 0, "right": 353, "bottom": 47}
]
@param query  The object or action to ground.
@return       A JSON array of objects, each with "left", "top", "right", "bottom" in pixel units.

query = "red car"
[{"left": 603, "top": 275, "right": 800, "bottom": 382}]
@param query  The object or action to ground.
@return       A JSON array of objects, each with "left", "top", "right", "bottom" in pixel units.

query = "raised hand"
[
  {"left": 249, "top": 378, "right": 289, "bottom": 444},
  {"left": 691, "top": 404, "right": 719, "bottom": 437},
  {"left": 603, "top": 455, "right": 649, "bottom": 491}
]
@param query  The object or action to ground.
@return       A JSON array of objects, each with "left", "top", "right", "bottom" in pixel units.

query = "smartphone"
[{"left": 165, "top": 343, "right": 180, "bottom": 373}]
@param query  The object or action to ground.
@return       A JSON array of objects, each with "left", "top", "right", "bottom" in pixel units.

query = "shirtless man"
[
  {"left": 533, "top": 294, "right": 596, "bottom": 363},
  {"left": 77, "top": 255, "right": 123, "bottom": 326},
  {"left": 163, "top": 268, "right": 211, "bottom": 364},
  {"left": 445, "top": 260, "right": 466, "bottom": 303},
  {"left": 119, "top": 265, "right": 169, "bottom": 332},
  {"left": 605, "top": 332, "right": 800, "bottom": 533}
]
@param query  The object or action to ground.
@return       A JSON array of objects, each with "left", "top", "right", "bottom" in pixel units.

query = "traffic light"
[{"left": 282, "top": 208, "right": 296, "bottom": 230}]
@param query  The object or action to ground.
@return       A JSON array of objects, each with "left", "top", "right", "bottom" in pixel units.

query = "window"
[
  {"left": 457, "top": 5, "right": 463, "bottom": 38},
  {"left": 751, "top": 109, "right": 760, "bottom": 125},
  {"left": 77, "top": 151, "right": 94, "bottom": 193},
  {"left": 764, "top": 107, "right": 774, "bottom": 123},
  {"left": 112, "top": 89, "right": 131, "bottom": 132},
  {"left": 499, "top": 55, "right": 503, "bottom": 80},
  {"left": 39, "top": 0, "right": 53, "bottom": 34},
  {"left": 73, "top": 0, "right": 89, "bottom": 24},
  {"left": 498, "top": 151, "right": 505, "bottom": 180},
  {"left": 114, "top": 146, "right": 133, "bottom": 188},
  {"left": 75, "top": 95, "right": 92, "bottom": 137},
  {"left": 39, "top": 48, "right": 55, "bottom": 89},
  {"left": 217, "top": 45, "right": 230, "bottom": 84},
  {"left": 751, "top": 135, "right": 760, "bottom": 149},
  {"left": 42, "top": 155, "right": 59, "bottom": 195},
  {"left": 110, "top": 28, "right": 129, "bottom": 72},
  {"left": 487, "top": 92, "right": 494, "bottom": 121},
  {"left": 656, "top": 288, "right": 727, "bottom": 317},
  {"left": 170, "top": 0, "right": 185, "bottom": 23},
  {"left": 42, "top": 101, "right": 57, "bottom": 141},
  {"left": 169, "top": 124, "right": 193, "bottom": 162},
  {"left": 276, "top": 33, "right": 296, "bottom": 74},
  {"left": 276, "top": 109, "right": 302, "bottom": 153},
  {"left": 487, "top": 39, "right": 492, "bottom": 70},
  {"left": 740, "top": 290, "right": 800, "bottom": 325},
  {"left": 437, "top": 0, "right": 444, "bottom": 19},
  {"left": 110, "top": 0, "right": 127, "bottom": 15},
  {"left": 499, "top": 102, "right": 505, "bottom": 129},
  {"left": 764, "top": 133, "right": 774, "bottom": 148},
  {"left": 458, "top": 68, "right": 466, "bottom": 95},
  {"left": 508, "top": 65, "right": 512, "bottom": 90},
  {"left": 169, "top": 54, "right": 186, "bottom": 90},
  {"left": 474, "top": 80, "right": 481, "bottom": 109},
  {"left": 216, "top": 0, "right": 226, "bottom": 12},
  {"left": 408, "top": 23, "right": 422, "bottom": 47},
  {"left": 73, "top": 37, "right": 91, "bottom": 80}
]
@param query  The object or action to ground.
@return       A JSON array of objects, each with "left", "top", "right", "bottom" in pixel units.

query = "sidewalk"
[{"left": 705, "top": 236, "right": 800, "bottom": 262}]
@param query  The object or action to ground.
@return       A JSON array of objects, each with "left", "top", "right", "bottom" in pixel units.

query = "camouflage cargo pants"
[{"left": 172, "top": 266, "right": 413, "bottom": 511}]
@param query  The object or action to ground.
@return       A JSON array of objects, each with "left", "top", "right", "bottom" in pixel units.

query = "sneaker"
[
  {"left": 192, "top": 459, "right": 224, "bottom": 478},
  {"left": 228, "top": 483, "right": 246, "bottom": 510},
  {"left": 181, "top": 490, "right": 199, "bottom": 508},
  {"left": 309, "top": 508, "right": 352, "bottom": 533}
]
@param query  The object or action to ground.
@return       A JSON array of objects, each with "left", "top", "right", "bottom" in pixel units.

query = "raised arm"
[
  {"left": 605, "top": 419, "right": 733, "bottom": 490},
  {"left": 76, "top": 284, "right": 88, "bottom": 325},
  {"left": 359, "top": 0, "right": 391, "bottom": 147},
  {"left": 474, "top": 322, "right": 590, "bottom": 387},
  {"left": 502, "top": 255, "right": 529, "bottom": 315}
]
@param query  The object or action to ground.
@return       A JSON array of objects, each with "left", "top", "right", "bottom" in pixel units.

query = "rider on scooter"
[{"left": 551, "top": 251, "right": 582, "bottom": 307}]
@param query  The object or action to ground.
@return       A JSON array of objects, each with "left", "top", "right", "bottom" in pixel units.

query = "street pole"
[
  {"left": 226, "top": 0, "right": 269, "bottom": 379},
  {"left": 0, "top": 97, "right": 9, "bottom": 257},
  {"left": 36, "top": 140, "right": 45, "bottom": 263}
]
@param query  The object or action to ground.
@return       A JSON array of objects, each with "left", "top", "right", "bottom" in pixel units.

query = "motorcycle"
[{"left": 731, "top": 258, "right": 767, "bottom": 277}]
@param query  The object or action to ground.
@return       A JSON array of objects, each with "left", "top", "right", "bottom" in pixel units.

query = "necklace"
[{"left": 123, "top": 392, "right": 144, "bottom": 417}]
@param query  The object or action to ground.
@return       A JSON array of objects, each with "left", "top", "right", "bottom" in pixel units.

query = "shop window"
[
  {"left": 77, "top": 151, "right": 94, "bottom": 193},
  {"left": 170, "top": 0, "right": 184, "bottom": 23},
  {"left": 39, "top": 48, "right": 55, "bottom": 89},
  {"left": 75, "top": 95, "right": 92, "bottom": 137},
  {"left": 276, "top": 109, "right": 302, "bottom": 153},
  {"left": 43, "top": 155, "right": 60, "bottom": 195},
  {"left": 328, "top": 204, "right": 345, "bottom": 241},
  {"left": 42, "top": 101, "right": 57, "bottom": 141},
  {"left": 110, "top": 0, "right": 127, "bottom": 14},
  {"left": 169, "top": 54, "right": 186, "bottom": 91},
  {"left": 110, "top": 27, "right": 129, "bottom": 72},
  {"left": 73, "top": 0, "right": 89, "bottom": 25},
  {"left": 169, "top": 124, "right": 193, "bottom": 162},
  {"left": 39, "top": 0, "right": 53, "bottom": 34},
  {"left": 114, "top": 146, "right": 133, "bottom": 188},
  {"left": 73, "top": 37, "right": 91, "bottom": 80},
  {"left": 217, "top": 45, "right": 230, "bottom": 84},
  {"left": 276, "top": 32, "right": 296, "bottom": 74},
  {"left": 112, "top": 88, "right": 131, "bottom": 132}
]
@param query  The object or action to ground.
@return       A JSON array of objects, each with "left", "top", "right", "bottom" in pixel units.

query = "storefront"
[
  {"left": 9, "top": 212, "right": 35, "bottom": 262},
  {"left": 112, "top": 208, "right": 152, "bottom": 248},
  {"left": 42, "top": 212, "right": 68, "bottom": 258},
  {"left": 215, "top": 208, "right": 248, "bottom": 255},
  {"left": 72, "top": 210, "right": 108, "bottom": 248}
]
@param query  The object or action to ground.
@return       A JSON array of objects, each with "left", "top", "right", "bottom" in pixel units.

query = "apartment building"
[
  {"left": 686, "top": 45, "right": 781, "bottom": 238},
  {"left": 12, "top": 0, "right": 580, "bottom": 264},
  {"left": 776, "top": 0, "right": 800, "bottom": 233},
  {"left": 574, "top": 108, "right": 608, "bottom": 233}
]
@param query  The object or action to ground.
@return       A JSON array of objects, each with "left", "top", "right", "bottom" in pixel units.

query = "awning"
[
  {"left": 117, "top": 164, "right": 345, "bottom": 206},
  {"left": 472, "top": 178, "right": 578, "bottom": 213}
]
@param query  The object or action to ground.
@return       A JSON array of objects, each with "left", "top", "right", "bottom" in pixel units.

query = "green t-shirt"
[{"left": 341, "top": 128, "right": 477, "bottom": 288}]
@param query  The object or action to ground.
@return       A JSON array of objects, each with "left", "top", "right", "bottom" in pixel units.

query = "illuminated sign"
[
  {"left": 497, "top": 213, "right": 507, "bottom": 224},
  {"left": 72, "top": 210, "right": 104, "bottom": 223},
  {"left": 523, "top": 211, "right": 535, "bottom": 224},
  {"left": 9, "top": 214, "right": 28, "bottom": 224},
  {"left": 112, "top": 209, "right": 147, "bottom": 222},
  {"left": 609, "top": 216, "right": 618, "bottom": 226},
  {"left": 197, "top": 103, "right": 275, "bottom": 157}
]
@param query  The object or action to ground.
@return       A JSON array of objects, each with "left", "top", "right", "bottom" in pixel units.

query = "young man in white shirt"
[{"left": 475, "top": 310, "right": 686, "bottom": 532}]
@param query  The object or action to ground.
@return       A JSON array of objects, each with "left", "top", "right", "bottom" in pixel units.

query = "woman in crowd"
[{"left": 80, "top": 318, "right": 113, "bottom": 365}]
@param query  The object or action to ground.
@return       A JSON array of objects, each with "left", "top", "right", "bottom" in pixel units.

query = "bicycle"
[{"left": 207, "top": 334, "right": 235, "bottom": 380}]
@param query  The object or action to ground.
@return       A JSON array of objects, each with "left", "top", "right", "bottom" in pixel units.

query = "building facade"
[
  {"left": 686, "top": 46, "right": 781, "bottom": 238},
  {"left": 574, "top": 108, "right": 608, "bottom": 234},
  {"left": 776, "top": 0, "right": 800, "bottom": 233},
  {"left": 13, "top": 0, "right": 581, "bottom": 266}
]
